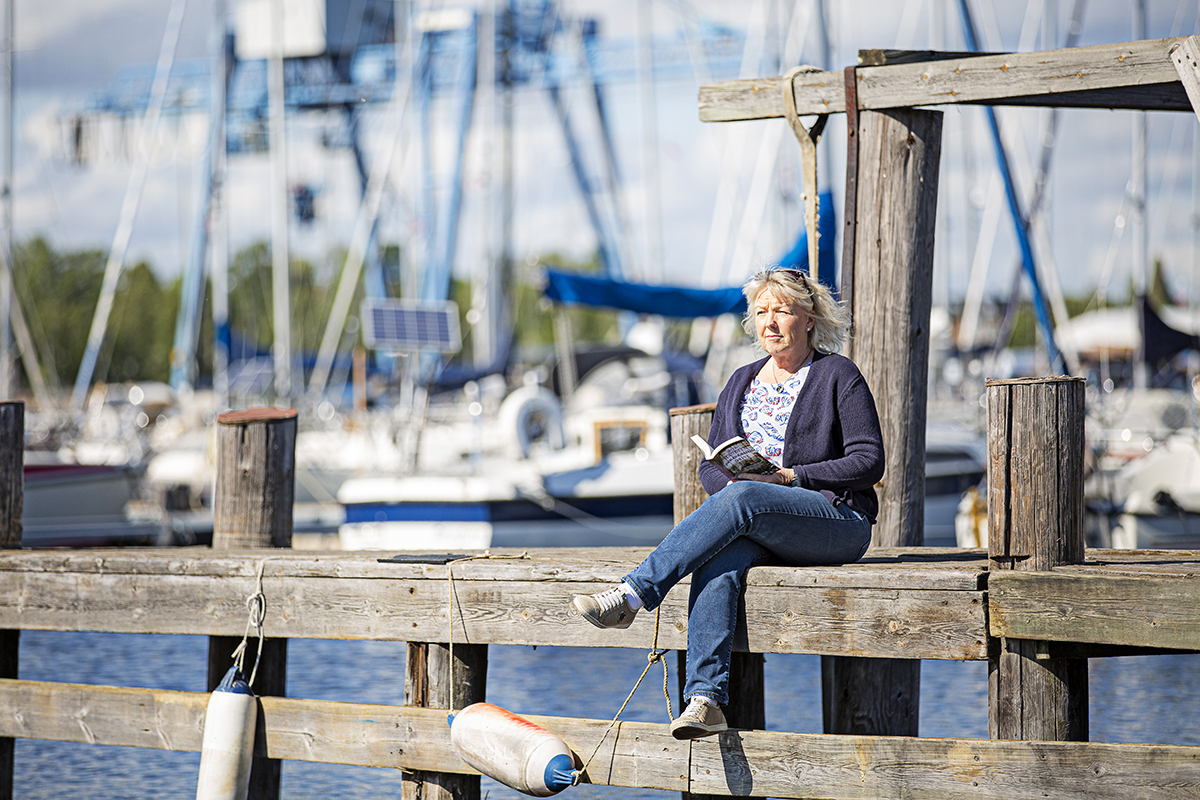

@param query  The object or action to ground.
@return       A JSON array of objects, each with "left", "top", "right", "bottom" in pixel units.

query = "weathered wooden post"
[
  {"left": 986, "top": 376, "right": 1087, "bottom": 741},
  {"left": 670, "top": 403, "right": 765, "bottom": 800},
  {"left": 0, "top": 401, "right": 20, "bottom": 800},
  {"left": 207, "top": 407, "right": 296, "bottom": 800},
  {"left": 402, "top": 642, "right": 488, "bottom": 800},
  {"left": 823, "top": 106, "right": 943, "bottom": 738}
]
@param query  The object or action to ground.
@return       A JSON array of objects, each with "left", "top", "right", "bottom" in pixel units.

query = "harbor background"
[{"left": 11, "top": 624, "right": 1200, "bottom": 798}]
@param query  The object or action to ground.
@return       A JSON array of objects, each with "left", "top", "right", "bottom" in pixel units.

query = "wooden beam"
[
  {"left": 990, "top": 571, "right": 1200, "bottom": 651},
  {"left": 698, "top": 37, "right": 1191, "bottom": 121},
  {"left": 1169, "top": 35, "right": 1200, "bottom": 125},
  {"left": 4, "top": 679, "right": 1200, "bottom": 799},
  {"left": 0, "top": 549, "right": 989, "bottom": 660}
]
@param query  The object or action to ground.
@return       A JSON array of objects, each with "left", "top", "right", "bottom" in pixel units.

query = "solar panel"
[{"left": 361, "top": 299, "right": 462, "bottom": 353}]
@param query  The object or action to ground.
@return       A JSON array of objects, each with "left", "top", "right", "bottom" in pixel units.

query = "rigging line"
[
  {"left": 573, "top": 606, "right": 673, "bottom": 785},
  {"left": 70, "top": 0, "right": 188, "bottom": 410},
  {"left": 444, "top": 551, "right": 529, "bottom": 715}
]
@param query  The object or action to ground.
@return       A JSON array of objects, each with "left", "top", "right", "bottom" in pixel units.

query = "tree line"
[{"left": 8, "top": 239, "right": 625, "bottom": 396}]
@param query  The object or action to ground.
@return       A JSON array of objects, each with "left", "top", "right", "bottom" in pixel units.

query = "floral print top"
[{"left": 740, "top": 365, "right": 811, "bottom": 467}]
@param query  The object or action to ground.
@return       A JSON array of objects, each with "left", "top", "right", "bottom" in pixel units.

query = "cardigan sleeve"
[
  {"left": 697, "top": 367, "right": 747, "bottom": 495},
  {"left": 790, "top": 372, "right": 885, "bottom": 491}
]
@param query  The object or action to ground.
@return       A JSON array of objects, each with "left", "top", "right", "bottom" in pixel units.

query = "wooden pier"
[
  {"left": 5, "top": 34, "right": 1200, "bottom": 800},
  {"left": 0, "top": 545, "right": 1198, "bottom": 798}
]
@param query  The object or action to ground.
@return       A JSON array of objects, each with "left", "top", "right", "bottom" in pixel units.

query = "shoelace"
[{"left": 595, "top": 587, "right": 627, "bottom": 615}]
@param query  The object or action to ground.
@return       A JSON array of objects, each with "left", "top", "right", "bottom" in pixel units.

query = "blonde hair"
[{"left": 741, "top": 268, "right": 850, "bottom": 354}]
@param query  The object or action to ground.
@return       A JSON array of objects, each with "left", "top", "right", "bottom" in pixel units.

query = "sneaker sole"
[
  {"left": 571, "top": 596, "right": 634, "bottom": 629},
  {"left": 669, "top": 721, "right": 727, "bottom": 740}
]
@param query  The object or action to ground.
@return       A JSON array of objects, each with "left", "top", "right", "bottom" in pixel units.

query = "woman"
[{"left": 571, "top": 267, "right": 884, "bottom": 739}]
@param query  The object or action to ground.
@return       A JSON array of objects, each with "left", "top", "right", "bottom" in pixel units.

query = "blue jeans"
[{"left": 623, "top": 481, "right": 871, "bottom": 706}]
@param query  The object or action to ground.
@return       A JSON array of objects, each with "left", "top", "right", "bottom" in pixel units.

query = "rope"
[
  {"left": 573, "top": 606, "right": 673, "bottom": 785},
  {"left": 230, "top": 556, "right": 279, "bottom": 688},
  {"left": 781, "top": 65, "right": 829, "bottom": 284},
  {"left": 445, "top": 551, "right": 531, "bottom": 714}
]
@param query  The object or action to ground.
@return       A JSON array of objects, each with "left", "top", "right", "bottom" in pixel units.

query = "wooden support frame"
[{"left": 699, "top": 37, "right": 1192, "bottom": 121}]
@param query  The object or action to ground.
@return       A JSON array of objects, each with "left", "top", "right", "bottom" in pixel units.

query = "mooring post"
[
  {"left": 0, "top": 401, "right": 21, "bottom": 800},
  {"left": 986, "top": 377, "right": 1088, "bottom": 741},
  {"left": 403, "top": 642, "right": 488, "bottom": 800},
  {"left": 207, "top": 407, "right": 297, "bottom": 800},
  {"left": 670, "top": 403, "right": 765, "bottom": 800},
  {"left": 822, "top": 107, "right": 943, "bottom": 737}
]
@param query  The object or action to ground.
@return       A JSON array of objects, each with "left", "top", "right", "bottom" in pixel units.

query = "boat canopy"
[{"left": 543, "top": 269, "right": 747, "bottom": 318}]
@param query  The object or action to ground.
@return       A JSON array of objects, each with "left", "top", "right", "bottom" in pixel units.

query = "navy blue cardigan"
[{"left": 698, "top": 352, "right": 885, "bottom": 523}]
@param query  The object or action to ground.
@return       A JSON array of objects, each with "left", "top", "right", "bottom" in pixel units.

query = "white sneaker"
[
  {"left": 571, "top": 587, "right": 638, "bottom": 629},
  {"left": 669, "top": 698, "right": 728, "bottom": 739}
]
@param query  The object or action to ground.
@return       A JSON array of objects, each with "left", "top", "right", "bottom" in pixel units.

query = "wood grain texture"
[
  {"left": 698, "top": 38, "right": 1192, "bottom": 120},
  {"left": 1169, "top": 36, "right": 1200, "bottom": 124},
  {"left": 0, "top": 569, "right": 987, "bottom": 660},
  {"left": 985, "top": 377, "right": 1087, "bottom": 743},
  {"left": 213, "top": 408, "right": 296, "bottom": 549},
  {"left": 0, "top": 403, "right": 20, "bottom": 549},
  {"left": 211, "top": 407, "right": 296, "bottom": 799},
  {"left": 825, "top": 106, "right": 942, "bottom": 743},
  {"left": 403, "top": 642, "right": 486, "bottom": 800},
  {"left": 0, "top": 402, "right": 20, "bottom": 800},
  {"left": 670, "top": 403, "right": 715, "bottom": 524},
  {"left": 3, "top": 679, "right": 1200, "bottom": 799},
  {"left": 990, "top": 571, "right": 1200, "bottom": 650},
  {"left": 847, "top": 108, "right": 942, "bottom": 548}
]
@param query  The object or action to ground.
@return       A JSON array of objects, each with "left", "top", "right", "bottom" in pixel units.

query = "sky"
[{"left": 8, "top": 0, "right": 1200, "bottom": 320}]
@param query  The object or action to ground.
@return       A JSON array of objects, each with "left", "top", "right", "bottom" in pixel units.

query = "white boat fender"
[
  {"left": 448, "top": 702, "right": 577, "bottom": 796},
  {"left": 195, "top": 665, "right": 257, "bottom": 800}
]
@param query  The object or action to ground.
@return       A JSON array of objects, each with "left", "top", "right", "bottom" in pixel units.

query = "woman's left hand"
[{"left": 735, "top": 468, "right": 794, "bottom": 485}]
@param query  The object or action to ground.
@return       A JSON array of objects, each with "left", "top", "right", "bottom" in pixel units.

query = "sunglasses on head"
[{"left": 767, "top": 268, "right": 812, "bottom": 290}]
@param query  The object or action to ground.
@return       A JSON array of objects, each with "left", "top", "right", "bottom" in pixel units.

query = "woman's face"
[{"left": 753, "top": 288, "right": 812, "bottom": 362}]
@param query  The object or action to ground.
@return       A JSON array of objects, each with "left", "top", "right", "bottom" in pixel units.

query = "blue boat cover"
[
  {"left": 543, "top": 269, "right": 747, "bottom": 318},
  {"left": 544, "top": 190, "right": 837, "bottom": 316}
]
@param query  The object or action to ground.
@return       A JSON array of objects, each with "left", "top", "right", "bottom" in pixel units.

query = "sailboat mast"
[
  {"left": 269, "top": 0, "right": 292, "bottom": 401},
  {"left": 1132, "top": 0, "right": 1148, "bottom": 388},
  {"left": 0, "top": 0, "right": 12, "bottom": 401}
]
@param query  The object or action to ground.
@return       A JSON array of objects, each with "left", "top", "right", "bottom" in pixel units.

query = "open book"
[{"left": 691, "top": 435, "right": 779, "bottom": 476}]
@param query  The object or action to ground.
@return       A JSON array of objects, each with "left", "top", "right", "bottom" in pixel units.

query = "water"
[{"left": 12, "top": 630, "right": 1200, "bottom": 799}]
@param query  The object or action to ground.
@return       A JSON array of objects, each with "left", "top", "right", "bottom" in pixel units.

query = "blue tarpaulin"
[{"left": 543, "top": 269, "right": 747, "bottom": 318}]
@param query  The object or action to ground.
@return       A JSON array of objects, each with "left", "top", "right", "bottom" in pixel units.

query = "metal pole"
[{"left": 0, "top": 0, "right": 12, "bottom": 401}]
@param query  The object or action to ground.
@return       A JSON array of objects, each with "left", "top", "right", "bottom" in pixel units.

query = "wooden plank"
[
  {"left": 698, "top": 37, "right": 1191, "bottom": 121},
  {"left": 990, "top": 571, "right": 1200, "bottom": 651},
  {"left": 0, "top": 546, "right": 990, "bottom": 591},
  {"left": 1169, "top": 36, "right": 1200, "bottom": 125},
  {"left": 0, "top": 570, "right": 988, "bottom": 660},
  {"left": 3, "top": 679, "right": 1200, "bottom": 799}
]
